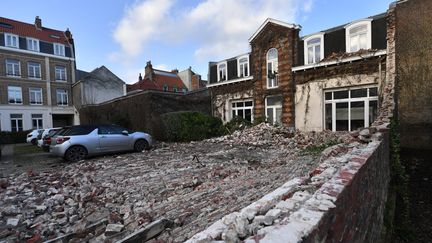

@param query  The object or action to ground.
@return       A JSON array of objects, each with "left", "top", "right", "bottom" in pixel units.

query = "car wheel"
[
  {"left": 64, "top": 146, "right": 87, "bottom": 162},
  {"left": 134, "top": 139, "right": 149, "bottom": 152},
  {"left": 31, "top": 138, "right": 37, "bottom": 145}
]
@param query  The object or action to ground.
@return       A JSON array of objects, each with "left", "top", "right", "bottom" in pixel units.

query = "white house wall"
[
  {"left": 213, "top": 89, "right": 254, "bottom": 123},
  {"left": 295, "top": 73, "right": 382, "bottom": 131}
]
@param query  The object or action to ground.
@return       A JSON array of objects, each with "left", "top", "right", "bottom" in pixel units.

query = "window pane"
[
  {"left": 325, "top": 104, "right": 332, "bottom": 130},
  {"left": 276, "top": 108, "right": 282, "bottom": 124},
  {"left": 307, "top": 38, "right": 320, "bottom": 45},
  {"left": 245, "top": 101, "right": 253, "bottom": 107},
  {"left": 334, "top": 90, "right": 348, "bottom": 99},
  {"left": 267, "top": 108, "right": 274, "bottom": 124},
  {"left": 359, "top": 33, "right": 367, "bottom": 49},
  {"left": 336, "top": 102, "right": 349, "bottom": 131},
  {"left": 351, "top": 88, "right": 367, "bottom": 98},
  {"left": 266, "top": 96, "right": 282, "bottom": 106},
  {"left": 238, "top": 109, "right": 244, "bottom": 118},
  {"left": 237, "top": 102, "right": 244, "bottom": 107},
  {"left": 315, "top": 45, "right": 321, "bottom": 62},
  {"left": 369, "top": 100, "right": 378, "bottom": 126},
  {"left": 267, "top": 48, "right": 278, "bottom": 60},
  {"left": 351, "top": 101, "right": 365, "bottom": 131},
  {"left": 369, "top": 87, "right": 378, "bottom": 97},
  {"left": 350, "top": 25, "right": 367, "bottom": 34},
  {"left": 308, "top": 47, "right": 314, "bottom": 64},
  {"left": 325, "top": 92, "right": 332, "bottom": 100},
  {"left": 245, "top": 109, "right": 252, "bottom": 122}
]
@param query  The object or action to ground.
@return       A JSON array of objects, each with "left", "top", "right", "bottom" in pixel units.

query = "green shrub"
[
  {"left": 0, "top": 130, "right": 31, "bottom": 144},
  {"left": 224, "top": 116, "right": 252, "bottom": 134},
  {"left": 161, "top": 111, "right": 224, "bottom": 142}
]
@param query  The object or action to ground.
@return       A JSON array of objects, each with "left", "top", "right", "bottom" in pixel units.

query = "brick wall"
[
  {"left": 79, "top": 90, "right": 211, "bottom": 140},
  {"left": 250, "top": 24, "right": 299, "bottom": 127},
  {"left": 394, "top": 0, "right": 432, "bottom": 149}
]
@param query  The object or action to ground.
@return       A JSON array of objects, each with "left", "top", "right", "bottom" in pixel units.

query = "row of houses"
[
  {"left": 0, "top": 16, "right": 206, "bottom": 132},
  {"left": 207, "top": 13, "right": 387, "bottom": 132}
]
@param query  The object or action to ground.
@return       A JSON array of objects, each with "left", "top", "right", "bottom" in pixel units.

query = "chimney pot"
[{"left": 35, "top": 16, "right": 42, "bottom": 29}]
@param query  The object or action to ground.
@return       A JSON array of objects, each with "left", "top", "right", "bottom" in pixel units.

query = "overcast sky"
[{"left": 0, "top": 0, "right": 394, "bottom": 83}]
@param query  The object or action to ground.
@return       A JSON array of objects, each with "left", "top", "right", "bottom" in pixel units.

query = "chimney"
[
  {"left": 64, "top": 28, "right": 73, "bottom": 42},
  {"left": 35, "top": 16, "right": 42, "bottom": 30},
  {"left": 144, "top": 61, "right": 153, "bottom": 80},
  {"left": 138, "top": 73, "right": 143, "bottom": 81},
  {"left": 171, "top": 69, "right": 179, "bottom": 74}
]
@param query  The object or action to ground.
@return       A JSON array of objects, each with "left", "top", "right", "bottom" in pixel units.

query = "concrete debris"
[{"left": 0, "top": 123, "right": 359, "bottom": 242}]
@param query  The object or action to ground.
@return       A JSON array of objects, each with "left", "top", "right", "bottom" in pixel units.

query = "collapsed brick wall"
[
  {"left": 395, "top": 0, "right": 432, "bottom": 149},
  {"left": 78, "top": 90, "right": 211, "bottom": 140}
]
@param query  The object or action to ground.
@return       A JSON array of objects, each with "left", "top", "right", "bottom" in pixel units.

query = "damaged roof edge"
[{"left": 292, "top": 49, "right": 387, "bottom": 72}]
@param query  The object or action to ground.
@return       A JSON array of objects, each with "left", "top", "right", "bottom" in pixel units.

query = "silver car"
[{"left": 51, "top": 125, "right": 152, "bottom": 162}]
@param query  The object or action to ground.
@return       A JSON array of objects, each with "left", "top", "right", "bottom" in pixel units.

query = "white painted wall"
[{"left": 295, "top": 73, "right": 382, "bottom": 131}]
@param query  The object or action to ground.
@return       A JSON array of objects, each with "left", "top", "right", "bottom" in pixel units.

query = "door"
[{"left": 98, "top": 125, "right": 131, "bottom": 152}]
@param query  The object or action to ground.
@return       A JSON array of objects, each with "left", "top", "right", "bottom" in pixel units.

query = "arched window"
[
  {"left": 345, "top": 20, "right": 372, "bottom": 53},
  {"left": 304, "top": 33, "right": 324, "bottom": 64},
  {"left": 267, "top": 48, "right": 278, "bottom": 88},
  {"left": 238, "top": 57, "right": 249, "bottom": 77}
]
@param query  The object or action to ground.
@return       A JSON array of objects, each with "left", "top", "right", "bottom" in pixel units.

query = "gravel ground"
[{"left": 0, "top": 124, "right": 345, "bottom": 242}]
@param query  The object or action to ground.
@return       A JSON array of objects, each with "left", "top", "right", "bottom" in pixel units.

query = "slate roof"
[{"left": 0, "top": 16, "right": 69, "bottom": 44}]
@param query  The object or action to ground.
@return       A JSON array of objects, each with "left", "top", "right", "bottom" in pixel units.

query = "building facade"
[
  {"left": 0, "top": 16, "right": 77, "bottom": 131},
  {"left": 208, "top": 14, "right": 387, "bottom": 132},
  {"left": 72, "top": 65, "right": 126, "bottom": 109}
]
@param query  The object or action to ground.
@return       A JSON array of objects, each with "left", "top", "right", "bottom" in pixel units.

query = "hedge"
[
  {"left": 0, "top": 130, "right": 30, "bottom": 144},
  {"left": 161, "top": 111, "right": 224, "bottom": 142}
]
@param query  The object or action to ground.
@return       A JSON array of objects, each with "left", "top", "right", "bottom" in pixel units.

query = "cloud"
[{"left": 111, "top": 0, "right": 314, "bottom": 74}]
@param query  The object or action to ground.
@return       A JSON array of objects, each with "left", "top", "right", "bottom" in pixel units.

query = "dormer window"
[
  {"left": 238, "top": 56, "right": 249, "bottom": 78},
  {"left": 54, "top": 43, "right": 65, "bottom": 56},
  {"left": 345, "top": 20, "right": 372, "bottom": 53},
  {"left": 218, "top": 62, "right": 227, "bottom": 81},
  {"left": 27, "top": 38, "right": 39, "bottom": 52},
  {"left": 5, "top": 33, "right": 19, "bottom": 48},
  {"left": 304, "top": 34, "right": 324, "bottom": 64},
  {"left": 267, "top": 48, "right": 278, "bottom": 88}
]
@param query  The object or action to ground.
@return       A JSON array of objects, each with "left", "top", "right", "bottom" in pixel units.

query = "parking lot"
[{"left": 0, "top": 124, "right": 345, "bottom": 242}]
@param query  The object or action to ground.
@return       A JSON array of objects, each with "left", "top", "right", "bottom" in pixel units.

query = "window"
[
  {"left": 217, "top": 62, "right": 227, "bottom": 81},
  {"left": 266, "top": 96, "right": 283, "bottom": 124},
  {"left": 27, "top": 38, "right": 39, "bottom": 52},
  {"left": 238, "top": 56, "right": 249, "bottom": 78},
  {"left": 231, "top": 100, "right": 253, "bottom": 122},
  {"left": 55, "top": 66, "right": 67, "bottom": 81},
  {"left": 267, "top": 48, "right": 278, "bottom": 88},
  {"left": 8, "top": 86, "right": 22, "bottom": 104},
  {"left": 54, "top": 43, "right": 65, "bottom": 56},
  {"left": 304, "top": 34, "right": 324, "bottom": 64},
  {"left": 182, "top": 88, "right": 187, "bottom": 93},
  {"left": 5, "top": 33, "right": 19, "bottom": 48},
  {"left": 345, "top": 20, "right": 372, "bottom": 53},
  {"left": 56, "top": 89, "right": 68, "bottom": 106},
  {"left": 32, "top": 114, "right": 43, "bottom": 129},
  {"left": 324, "top": 86, "right": 378, "bottom": 131},
  {"left": 6, "top": 59, "right": 21, "bottom": 77},
  {"left": 28, "top": 62, "right": 41, "bottom": 79},
  {"left": 163, "top": 85, "right": 168, "bottom": 92},
  {"left": 10, "top": 114, "right": 23, "bottom": 132},
  {"left": 173, "top": 86, "right": 178, "bottom": 92},
  {"left": 98, "top": 125, "right": 125, "bottom": 135},
  {"left": 29, "top": 88, "right": 43, "bottom": 105}
]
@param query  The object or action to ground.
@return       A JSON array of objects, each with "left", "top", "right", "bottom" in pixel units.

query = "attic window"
[
  {"left": 217, "top": 62, "right": 227, "bottom": 81},
  {"left": 238, "top": 56, "right": 249, "bottom": 78},
  {"left": 345, "top": 20, "right": 372, "bottom": 53},
  {"left": 0, "top": 22, "right": 13, "bottom": 29},
  {"left": 304, "top": 34, "right": 324, "bottom": 64}
]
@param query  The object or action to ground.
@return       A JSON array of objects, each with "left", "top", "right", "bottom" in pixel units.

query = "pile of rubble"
[{"left": 0, "top": 124, "right": 352, "bottom": 242}]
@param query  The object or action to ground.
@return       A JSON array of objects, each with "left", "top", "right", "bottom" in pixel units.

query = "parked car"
[
  {"left": 26, "top": 129, "right": 44, "bottom": 145},
  {"left": 40, "top": 127, "right": 65, "bottom": 152},
  {"left": 50, "top": 125, "right": 152, "bottom": 162},
  {"left": 37, "top": 127, "right": 62, "bottom": 148}
]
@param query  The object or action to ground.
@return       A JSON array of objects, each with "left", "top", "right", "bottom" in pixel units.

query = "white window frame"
[
  {"left": 5, "top": 33, "right": 19, "bottom": 48},
  {"left": 163, "top": 85, "right": 168, "bottom": 92},
  {"left": 56, "top": 89, "right": 68, "bottom": 106},
  {"left": 304, "top": 33, "right": 324, "bottom": 65},
  {"left": 217, "top": 61, "right": 227, "bottom": 82},
  {"left": 8, "top": 86, "right": 23, "bottom": 104},
  {"left": 345, "top": 20, "right": 372, "bottom": 53},
  {"left": 31, "top": 114, "right": 43, "bottom": 129},
  {"left": 231, "top": 99, "right": 254, "bottom": 122},
  {"left": 266, "top": 48, "right": 279, "bottom": 89},
  {"left": 28, "top": 62, "right": 41, "bottom": 79},
  {"left": 237, "top": 55, "right": 249, "bottom": 78},
  {"left": 324, "top": 85, "right": 378, "bottom": 131},
  {"left": 26, "top": 37, "right": 40, "bottom": 52},
  {"left": 265, "top": 95, "right": 283, "bottom": 124},
  {"left": 6, "top": 59, "right": 21, "bottom": 77},
  {"left": 10, "top": 114, "right": 23, "bottom": 132},
  {"left": 55, "top": 66, "right": 67, "bottom": 81},
  {"left": 29, "top": 87, "right": 43, "bottom": 105},
  {"left": 53, "top": 43, "right": 65, "bottom": 56}
]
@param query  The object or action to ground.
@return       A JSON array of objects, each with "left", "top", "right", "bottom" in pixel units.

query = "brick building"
[
  {"left": 0, "top": 16, "right": 77, "bottom": 131},
  {"left": 208, "top": 14, "right": 387, "bottom": 132}
]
